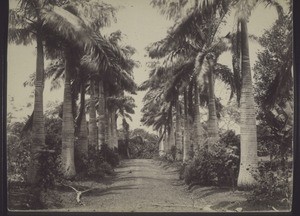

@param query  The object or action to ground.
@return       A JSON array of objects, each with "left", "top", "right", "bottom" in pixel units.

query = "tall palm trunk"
[
  {"left": 194, "top": 81, "right": 204, "bottom": 154},
  {"left": 169, "top": 116, "right": 175, "bottom": 160},
  {"left": 88, "top": 79, "right": 98, "bottom": 148},
  {"left": 158, "top": 128, "right": 165, "bottom": 156},
  {"left": 122, "top": 118, "right": 130, "bottom": 158},
  {"left": 105, "top": 106, "right": 113, "bottom": 149},
  {"left": 164, "top": 129, "right": 169, "bottom": 153},
  {"left": 237, "top": 19, "right": 258, "bottom": 188},
  {"left": 111, "top": 108, "right": 118, "bottom": 151},
  {"left": 188, "top": 83, "right": 195, "bottom": 158},
  {"left": 77, "top": 81, "right": 88, "bottom": 156},
  {"left": 98, "top": 79, "right": 105, "bottom": 149},
  {"left": 183, "top": 89, "right": 190, "bottom": 162},
  {"left": 207, "top": 58, "right": 219, "bottom": 140},
  {"left": 27, "top": 28, "right": 45, "bottom": 184},
  {"left": 61, "top": 48, "right": 76, "bottom": 179},
  {"left": 175, "top": 100, "right": 182, "bottom": 160}
]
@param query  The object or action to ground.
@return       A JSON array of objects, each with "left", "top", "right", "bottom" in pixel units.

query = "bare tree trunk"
[
  {"left": 169, "top": 116, "right": 175, "bottom": 160},
  {"left": 106, "top": 106, "right": 113, "bottom": 149},
  {"left": 111, "top": 108, "right": 118, "bottom": 151},
  {"left": 27, "top": 29, "right": 45, "bottom": 184},
  {"left": 175, "top": 100, "right": 183, "bottom": 161},
  {"left": 183, "top": 89, "right": 190, "bottom": 162},
  {"left": 237, "top": 19, "right": 258, "bottom": 188},
  {"left": 88, "top": 79, "right": 98, "bottom": 148},
  {"left": 164, "top": 130, "right": 169, "bottom": 154},
  {"left": 194, "top": 81, "right": 204, "bottom": 155},
  {"left": 77, "top": 81, "right": 88, "bottom": 156},
  {"left": 98, "top": 79, "right": 105, "bottom": 149},
  {"left": 61, "top": 48, "right": 76, "bottom": 179},
  {"left": 158, "top": 128, "right": 165, "bottom": 156},
  {"left": 207, "top": 57, "right": 219, "bottom": 140}
]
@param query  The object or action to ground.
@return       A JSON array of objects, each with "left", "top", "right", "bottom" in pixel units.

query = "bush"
[
  {"left": 7, "top": 124, "right": 31, "bottom": 183},
  {"left": 182, "top": 130, "right": 240, "bottom": 188},
  {"left": 74, "top": 144, "right": 119, "bottom": 181},
  {"left": 126, "top": 129, "right": 159, "bottom": 159},
  {"left": 250, "top": 161, "right": 292, "bottom": 207},
  {"left": 39, "top": 117, "right": 63, "bottom": 189},
  {"left": 100, "top": 144, "right": 120, "bottom": 167}
]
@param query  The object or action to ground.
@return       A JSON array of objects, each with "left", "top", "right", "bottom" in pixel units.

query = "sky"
[{"left": 7, "top": 0, "right": 284, "bottom": 132}]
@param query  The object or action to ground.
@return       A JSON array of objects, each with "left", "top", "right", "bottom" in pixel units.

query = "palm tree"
[
  {"left": 9, "top": 0, "right": 48, "bottom": 185},
  {"left": 175, "top": 98, "right": 183, "bottom": 160},
  {"left": 234, "top": 0, "right": 284, "bottom": 188},
  {"left": 41, "top": 0, "right": 124, "bottom": 178},
  {"left": 183, "top": 88, "right": 191, "bottom": 161},
  {"left": 151, "top": 0, "right": 284, "bottom": 187},
  {"left": 109, "top": 94, "right": 136, "bottom": 151},
  {"left": 98, "top": 79, "right": 105, "bottom": 149},
  {"left": 96, "top": 32, "right": 137, "bottom": 150},
  {"left": 76, "top": 78, "right": 88, "bottom": 156},
  {"left": 206, "top": 54, "right": 219, "bottom": 139},
  {"left": 88, "top": 78, "right": 98, "bottom": 148},
  {"left": 60, "top": 48, "right": 77, "bottom": 178},
  {"left": 149, "top": 0, "right": 230, "bottom": 154}
]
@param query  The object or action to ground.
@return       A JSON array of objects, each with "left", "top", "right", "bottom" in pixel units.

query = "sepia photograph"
[{"left": 5, "top": 0, "right": 294, "bottom": 213}]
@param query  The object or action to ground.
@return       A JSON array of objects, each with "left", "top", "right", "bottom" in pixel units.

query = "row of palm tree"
[
  {"left": 9, "top": 0, "right": 137, "bottom": 184},
  {"left": 141, "top": 0, "right": 288, "bottom": 188}
]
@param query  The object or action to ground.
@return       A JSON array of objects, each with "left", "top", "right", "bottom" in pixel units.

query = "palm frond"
[
  {"left": 262, "top": 0, "right": 284, "bottom": 20},
  {"left": 8, "top": 23, "right": 35, "bottom": 45},
  {"left": 214, "top": 63, "right": 235, "bottom": 100},
  {"left": 150, "top": 0, "right": 189, "bottom": 20}
]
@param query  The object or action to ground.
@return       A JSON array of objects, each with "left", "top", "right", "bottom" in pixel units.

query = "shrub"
[
  {"left": 250, "top": 161, "right": 292, "bottom": 208},
  {"left": 7, "top": 122, "right": 31, "bottom": 183},
  {"left": 39, "top": 117, "right": 63, "bottom": 189},
  {"left": 100, "top": 144, "right": 120, "bottom": 167},
  {"left": 126, "top": 129, "right": 159, "bottom": 159},
  {"left": 182, "top": 130, "right": 240, "bottom": 188}
]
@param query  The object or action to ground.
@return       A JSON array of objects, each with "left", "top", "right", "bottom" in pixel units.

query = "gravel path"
[{"left": 62, "top": 159, "right": 205, "bottom": 212}]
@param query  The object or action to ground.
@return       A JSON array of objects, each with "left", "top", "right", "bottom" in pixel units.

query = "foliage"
[
  {"left": 7, "top": 121, "right": 31, "bottom": 183},
  {"left": 75, "top": 144, "right": 118, "bottom": 181},
  {"left": 127, "top": 128, "right": 159, "bottom": 159},
  {"left": 100, "top": 144, "right": 120, "bottom": 168},
  {"left": 182, "top": 130, "right": 240, "bottom": 188},
  {"left": 254, "top": 15, "right": 293, "bottom": 110},
  {"left": 250, "top": 161, "right": 292, "bottom": 208},
  {"left": 254, "top": 11, "right": 293, "bottom": 165}
]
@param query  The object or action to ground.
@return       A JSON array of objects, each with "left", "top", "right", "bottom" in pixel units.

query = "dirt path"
[
  {"left": 59, "top": 159, "right": 214, "bottom": 212},
  {"left": 9, "top": 159, "right": 285, "bottom": 212}
]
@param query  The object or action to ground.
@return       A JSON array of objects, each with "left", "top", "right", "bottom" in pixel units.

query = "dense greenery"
[{"left": 180, "top": 130, "right": 240, "bottom": 188}]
